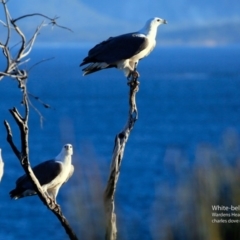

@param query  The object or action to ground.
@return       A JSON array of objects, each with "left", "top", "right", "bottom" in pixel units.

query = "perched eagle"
[
  {"left": 10, "top": 144, "right": 74, "bottom": 202},
  {"left": 80, "top": 17, "right": 167, "bottom": 78}
]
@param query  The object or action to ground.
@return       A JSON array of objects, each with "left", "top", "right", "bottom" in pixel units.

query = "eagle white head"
[
  {"left": 56, "top": 144, "right": 73, "bottom": 161},
  {"left": 147, "top": 17, "right": 167, "bottom": 27},
  {"left": 63, "top": 144, "right": 73, "bottom": 156},
  {"left": 141, "top": 17, "right": 167, "bottom": 37}
]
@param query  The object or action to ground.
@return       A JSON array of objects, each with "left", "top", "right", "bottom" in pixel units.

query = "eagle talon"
[
  {"left": 127, "top": 70, "right": 140, "bottom": 85},
  {"left": 127, "top": 79, "right": 140, "bottom": 88},
  {"left": 48, "top": 197, "right": 55, "bottom": 209},
  {"left": 132, "top": 70, "right": 140, "bottom": 80},
  {"left": 48, "top": 198, "right": 61, "bottom": 211},
  {"left": 127, "top": 70, "right": 139, "bottom": 78}
]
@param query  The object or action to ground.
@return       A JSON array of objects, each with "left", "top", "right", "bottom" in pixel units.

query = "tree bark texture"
[{"left": 104, "top": 79, "right": 139, "bottom": 240}]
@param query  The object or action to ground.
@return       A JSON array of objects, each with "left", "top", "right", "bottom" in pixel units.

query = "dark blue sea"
[{"left": 1, "top": 46, "right": 240, "bottom": 240}]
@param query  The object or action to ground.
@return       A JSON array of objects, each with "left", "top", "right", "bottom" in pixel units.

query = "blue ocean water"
[{"left": 0, "top": 46, "right": 240, "bottom": 240}]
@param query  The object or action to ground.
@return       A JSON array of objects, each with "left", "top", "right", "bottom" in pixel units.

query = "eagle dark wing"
[
  {"left": 16, "top": 160, "right": 63, "bottom": 189},
  {"left": 80, "top": 33, "right": 149, "bottom": 65}
]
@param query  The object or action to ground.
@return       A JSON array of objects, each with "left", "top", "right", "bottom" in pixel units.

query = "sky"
[{"left": 0, "top": 0, "right": 240, "bottom": 46}]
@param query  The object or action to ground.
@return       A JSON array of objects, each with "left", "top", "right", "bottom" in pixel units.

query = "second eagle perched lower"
[
  {"left": 80, "top": 17, "right": 167, "bottom": 78},
  {"left": 9, "top": 144, "right": 74, "bottom": 202}
]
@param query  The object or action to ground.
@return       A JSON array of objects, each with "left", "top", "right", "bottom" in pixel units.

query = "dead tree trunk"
[
  {"left": 1, "top": 1, "right": 77, "bottom": 239},
  {"left": 104, "top": 78, "right": 139, "bottom": 240}
]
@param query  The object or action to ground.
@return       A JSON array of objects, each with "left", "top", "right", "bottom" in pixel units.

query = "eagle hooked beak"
[{"left": 162, "top": 19, "right": 167, "bottom": 24}]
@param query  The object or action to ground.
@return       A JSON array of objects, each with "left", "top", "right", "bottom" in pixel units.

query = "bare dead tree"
[
  {"left": 0, "top": 1, "right": 78, "bottom": 239},
  {"left": 0, "top": 0, "right": 72, "bottom": 82},
  {"left": 104, "top": 76, "right": 139, "bottom": 240}
]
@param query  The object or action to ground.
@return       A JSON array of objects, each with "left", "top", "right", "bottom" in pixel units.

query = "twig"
[
  {"left": 3, "top": 120, "right": 21, "bottom": 159},
  {"left": 12, "top": 13, "right": 56, "bottom": 23},
  {"left": 27, "top": 91, "right": 54, "bottom": 128},
  {"left": 13, "top": 13, "right": 73, "bottom": 32},
  {"left": 28, "top": 57, "right": 55, "bottom": 72},
  {"left": 104, "top": 75, "right": 139, "bottom": 240}
]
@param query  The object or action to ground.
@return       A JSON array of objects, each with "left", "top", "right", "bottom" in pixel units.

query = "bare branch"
[
  {"left": 0, "top": 19, "right": 7, "bottom": 27},
  {"left": 20, "top": 22, "right": 44, "bottom": 59},
  {"left": 3, "top": 120, "right": 21, "bottom": 159},
  {"left": 28, "top": 57, "right": 55, "bottom": 72},
  {"left": 2, "top": 0, "right": 12, "bottom": 67},
  {"left": 10, "top": 19, "right": 27, "bottom": 61},
  {"left": 12, "top": 13, "right": 73, "bottom": 32},
  {"left": 27, "top": 91, "right": 55, "bottom": 128},
  {"left": 49, "top": 17, "right": 73, "bottom": 32},
  {"left": 104, "top": 76, "right": 139, "bottom": 240},
  {"left": 12, "top": 13, "right": 56, "bottom": 23},
  {"left": 2, "top": 0, "right": 11, "bottom": 46},
  {"left": 28, "top": 99, "right": 44, "bottom": 128},
  {"left": 28, "top": 92, "right": 53, "bottom": 109},
  {"left": 1, "top": 1, "right": 78, "bottom": 239},
  {"left": 0, "top": 3, "right": 72, "bottom": 82}
]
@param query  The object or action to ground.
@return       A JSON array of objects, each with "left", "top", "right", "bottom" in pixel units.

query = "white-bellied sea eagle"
[
  {"left": 80, "top": 17, "right": 167, "bottom": 78},
  {"left": 9, "top": 144, "right": 74, "bottom": 201}
]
